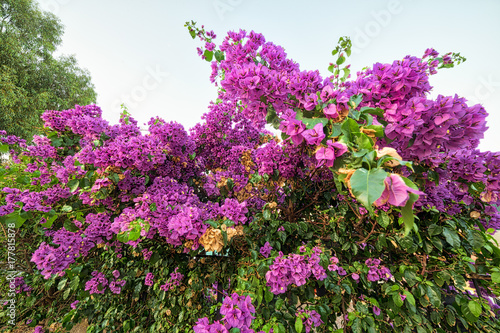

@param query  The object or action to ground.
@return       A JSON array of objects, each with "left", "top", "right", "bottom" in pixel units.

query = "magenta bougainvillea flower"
[
  {"left": 323, "top": 103, "right": 339, "bottom": 118},
  {"left": 302, "top": 123, "right": 325, "bottom": 145},
  {"left": 374, "top": 174, "right": 425, "bottom": 207},
  {"left": 315, "top": 140, "right": 348, "bottom": 168}
]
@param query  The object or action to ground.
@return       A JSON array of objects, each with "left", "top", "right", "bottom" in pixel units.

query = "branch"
[{"left": 356, "top": 219, "right": 377, "bottom": 245}]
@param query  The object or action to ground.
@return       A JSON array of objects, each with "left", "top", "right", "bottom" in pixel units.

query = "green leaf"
[
  {"left": 41, "top": 214, "right": 58, "bottom": 228},
  {"left": 401, "top": 196, "right": 415, "bottom": 237},
  {"left": 62, "top": 310, "right": 76, "bottom": 324},
  {"left": 403, "top": 290, "right": 415, "bottom": 306},
  {"left": 265, "top": 106, "right": 278, "bottom": 124},
  {"left": 431, "top": 237, "right": 443, "bottom": 251},
  {"left": 491, "top": 272, "right": 500, "bottom": 283},
  {"left": 276, "top": 323, "right": 286, "bottom": 333},
  {"left": 226, "top": 178, "right": 234, "bottom": 191},
  {"left": 446, "top": 310, "right": 456, "bottom": 326},
  {"left": 352, "top": 318, "right": 362, "bottom": 333},
  {"left": 349, "top": 94, "right": 363, "bottom": 108},
  {"left": 117, "top": 231, "right": 130, "bottom": 243},
  {"left": 451, "top": 272, "right": 467, "bottom": 291},
  {"left": 63, "top": 287, "right": 71, "bottom": 300},
  {"left": 341, "top": 118, "right": 360, "bottom": 141},
  {"left": 461, "top": 303, "right": 478, "bottom": 323},
  {"left": 330, "top": 123, "right": 342, "bottom": 138},
  {"left": 443, "top": 227, "right": 460, "bottom": 248},
  {"left": 203, "top": 50, "right": 213, "bottom": 62},
  {"left": 467, "top": 229, "right": 485, "bottom": 250},
  {"left": 0, "top": 144, "right": 9, "bottom": 153},
  {"left": 61, "top": 205, "right": 73, "bottom": 213},
  {"left": 468, "top": 300, "right": 481, "bottom": 317},
  {"left": 377, "top": 211, "right": 390, "bottom": 228},
  {"left": 360, "top": 107, "right": 385, "bottom": 117},
  {"left": 51, "top": 137, "right": 64, "bottom": 147},
  {"left": 256, "top": 287, "right": 263, "bottom": 306},
  {"left": 123, "top": 320, "right": 132, "bottom": 331},
  {"left": 58, "top": 278, "right": 68, "bottom": 290},
  {"left": 301, "top": 117, "right": 328, "bottom": 130},
  {"left": 67, "top": 179, "right": 79, "bottom": 192},
  {"left": 264, "top": 290, "right": 273, "bottom": 303},
  {"left": 16, "top": 175, "right": 30, "bottom": 185},
  {"left": 393, "top": 293, "right": 404, "bottom": 307},
  {"left": 275, "top": 298, "right": 284, "bottom": 310},
  {"left": 356, "top": 133, "right": 374, "bottom": 150},
  {"left": 70, "top": 276, "right": 80, "bottom": 291},
  {"left": 426, "top": 285, "right": 441, "bottom": 308},
  {"left": 64, "top": 220, "right": 79, "bottom": 232},
  {"left": 400, "top": 177, "right": 420, "bottom": 236},
  {"left": 3, "top": 211, "right": 27, "bottom": 228},
  {"left": 364, "top": 125, "right": 384, "bottom": 137},
  {"left": 349, "top": 168, "right": 387, "bottom": 210},
  {"left": 129, "top": 229, "right": 141, "bottom": 242},
  {"left": 205, "top": 220, "right": 218, "bottom": 228},
  {"left": 295, "top": 317, "right": 303, "bottom": 333},
  {"left": 428, "top": 224, "right": 442, "bottom": 236},
  {"left": 214, "top": 50, "right": 225, "bottom": 62}
]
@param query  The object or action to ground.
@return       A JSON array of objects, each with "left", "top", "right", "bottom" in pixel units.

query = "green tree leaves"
[
  {"left": 349, "top": 168, "right": 387, "bottom": 210},
  {"left": 0, "top": 0, "right": 96, "bottom": 141}
]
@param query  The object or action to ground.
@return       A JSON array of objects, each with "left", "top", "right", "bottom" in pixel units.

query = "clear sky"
[{"left": 36, "top": 0, "right": 500, "bottom": 152}]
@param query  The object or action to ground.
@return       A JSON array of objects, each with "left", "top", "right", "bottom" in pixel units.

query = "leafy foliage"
[{"left": 0, "top": 0, "right": 97, "bottom": 141}]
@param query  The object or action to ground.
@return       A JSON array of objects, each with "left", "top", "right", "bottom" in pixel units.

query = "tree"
[
  {"left": 0, "top": 0, "right": 96, "bottom": 141},
  {"left": 0, "top": 23, "right": 499, "bottom": 332}
]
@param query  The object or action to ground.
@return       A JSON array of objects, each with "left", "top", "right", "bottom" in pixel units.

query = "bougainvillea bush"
[{"left": 1, "top": 23, "right": 500, "bottom": 333}]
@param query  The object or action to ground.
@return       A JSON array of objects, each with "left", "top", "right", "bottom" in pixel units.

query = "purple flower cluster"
[
  {"left": 142, "top": 248, "right": 153, "bottom": 260},
  {"left": 83, "top": 271, "right": 125, "bottom": 295},
  {"left": 220, "top": 293, "right": 255, "bottom": 329},
  {"left": 33, "top": 326, "right": 44, "bottom": 333},
  {"left": 194, "top": 293, "right": 257, "bottom": 333},
  {"left": 91, "top": 178, "right": 111, "bottom": 193},
  {"left": 0, "top": 130, "right": 26, "bottom": 147},
  {"left": 84, "top": 213, "right": 113, "bottom": 245},
  {"left": 109, "top": 278, "right": 126, "bottom": 294},
  {"left": 52, "top": 156, "right": 86, "bottom": 183},
  {"left": 160, "top": 267, "right": 184, "bottom": 292},
  {"left": 144, "top": 273, "right": 154, "bottom": 286},
  {"left": 213, "top": 30, "right": 324, "bottom": 123},
  {"left": 14, "top": 276, "right": 32, "bottom": 294},
  {"left": 220, "top": 198, "right": 248, "bottom": 225},
  {"left": 296, "top": 309, "right": 323, "bottom": 333},
  {"left": 265, "top": 247, "right": 326, "bottom": 295},
  {"left": 84, "top": 271, "right": 108, "bottom": 294},
  {"left": 365, "top": 259, "right": 392, "bottom": 282},
  {"left": 384, "top": 95, "right": 487, "bottom": 163},
  {"left": 109, "top": 175, "right": 219, "bottom": 249},
  {"left": 31, "top": 229, "right": 93, "bottom": 279},
  {"left": 164, "top": 206, "right": 206, "bottom": 247},
  {"left": 327, "top": 256, "right": 347, "bottom": 276},
  {"left": 259, "top": 242, "right": 272, "bottom": 258},
  {"left": 0, "top": 187, "right": 51, "bottom": 215}
]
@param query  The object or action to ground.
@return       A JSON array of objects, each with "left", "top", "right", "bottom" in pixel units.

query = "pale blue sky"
[{"left": 37, "top": 0, "right": 500, "bottom": 152}]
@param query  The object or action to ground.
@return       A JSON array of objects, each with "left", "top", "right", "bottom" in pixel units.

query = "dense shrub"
[{"left": 1, "top": 23, "right": 500, "bottom": 332}]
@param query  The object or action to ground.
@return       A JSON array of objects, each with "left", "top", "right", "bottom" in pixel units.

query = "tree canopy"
[{"left": 0, "top": 0, "right": 97, "bottom": 141}]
